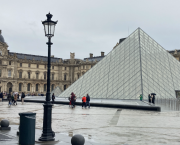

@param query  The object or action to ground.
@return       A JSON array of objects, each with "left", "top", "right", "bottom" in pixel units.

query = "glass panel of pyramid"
[{"left": 58, "top": 28, "right": 180, "bottom": 99}]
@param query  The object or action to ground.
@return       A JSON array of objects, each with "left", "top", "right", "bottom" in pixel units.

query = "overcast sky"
[{"left": 0, "top": 0, "right": 180, "bottom": 59}]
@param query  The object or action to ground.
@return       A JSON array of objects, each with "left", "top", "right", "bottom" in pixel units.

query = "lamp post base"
[{"left": 39, "top": 102, "right": 55, "bottom": 141}]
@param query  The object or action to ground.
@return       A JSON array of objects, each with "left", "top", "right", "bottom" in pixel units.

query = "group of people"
[
  {"left": 82, "top": 94, "right": 90, "bottom": 108},
  {"left": 68, "top": 92, "right": 91, "bottom": 109},
  {"left": 148, "top": 94, "right": 156, "bottom": 104},
  {"left": 6, "top": 92, "right": 25, "bottom": 106}
]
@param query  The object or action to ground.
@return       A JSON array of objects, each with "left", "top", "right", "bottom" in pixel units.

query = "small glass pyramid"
[{"left": 58, "top": 28, "right": 179, "bottom": 99}]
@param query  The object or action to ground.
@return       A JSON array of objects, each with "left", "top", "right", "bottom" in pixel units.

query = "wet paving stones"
[{"left": 0, "top": 101, "right": 180, "bottom": 144}]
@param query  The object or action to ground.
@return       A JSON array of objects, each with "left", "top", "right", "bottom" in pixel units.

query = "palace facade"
[{"left": 0, "top": 30, "right": 105, "bottom": 95}]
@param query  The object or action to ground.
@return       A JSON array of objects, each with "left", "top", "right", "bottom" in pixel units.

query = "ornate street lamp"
[{"left": 39, "top": 12, "right": 57, "bottom": 141}]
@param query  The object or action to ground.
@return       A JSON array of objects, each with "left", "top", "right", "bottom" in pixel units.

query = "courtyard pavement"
[{"left": 0, "top": 101, "right": 180, "bottom": 145}]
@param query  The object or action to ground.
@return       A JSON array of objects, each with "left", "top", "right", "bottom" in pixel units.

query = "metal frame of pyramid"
[{"left": 58, "top": 28, "right": 180, "bottom": 99}]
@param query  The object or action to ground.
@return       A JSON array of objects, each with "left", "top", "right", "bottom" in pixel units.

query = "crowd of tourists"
[
  {"left": 0, "top": 92, "right": 26, "bottom": 106},
  {"left": 68, "top": 92, "right": 91, "bottom": 109}
]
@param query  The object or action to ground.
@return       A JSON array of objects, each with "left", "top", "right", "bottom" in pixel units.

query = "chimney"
[
  {"left": 51, "top": 55, "right": 54, "bottom": 57},
  {"left": 90, "top": 53, "right": 93, "bottom": 58},
  {"left": 101, "top": 52, "right": 104, "bottom": 56},
  {"left": 119, "top": 38, "right": 126, "bottom": 44}
]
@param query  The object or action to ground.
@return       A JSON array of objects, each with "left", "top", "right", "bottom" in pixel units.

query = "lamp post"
[{"left": 39, "top": 12, "right": 57, "bottom": 141}]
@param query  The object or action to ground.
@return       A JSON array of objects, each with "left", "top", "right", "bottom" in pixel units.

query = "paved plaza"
[{"left": 0, "top": 101, "right": 180, "bottom": 144}]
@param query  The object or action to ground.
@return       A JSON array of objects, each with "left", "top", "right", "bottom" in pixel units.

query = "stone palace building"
[{"left": 0, "top": 30, "right": 105, "bottom": 95}]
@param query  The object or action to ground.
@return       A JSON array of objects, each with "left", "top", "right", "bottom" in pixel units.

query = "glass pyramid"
[
  {"left": 51, "top": 86, "right": 63, "bottom": 97},
  {"left": 58, "top": 28, "right": 180, "bottom": 99}
]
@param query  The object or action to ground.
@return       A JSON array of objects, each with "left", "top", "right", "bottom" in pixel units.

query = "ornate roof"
[{"left": 0, "top": 30, "right": 5, "bottom": 43}]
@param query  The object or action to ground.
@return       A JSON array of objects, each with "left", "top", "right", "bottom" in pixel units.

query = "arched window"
[
  {"left": 64, "top": 74, "right": 66, "bottom": 80},
  {"left": 52, "top": 74, "right": 54, "bottom": 80},
  {"left": 19, "top": 72, "right": 22, "bottom": 78},
  {"left": 64, "top": 85, "right": 67, "bottom": 90},
  {"left": 27, "top": 83, "right": 31, "bottom": 91},
  {"left": 44, "top": 84, "right": 46, "bottom": 91},
  {"left": 36, "top": 73, "right": 39, "bottom": 79},
  {"left": 44, "top": 73, "right": 46, "bottom": 80},
  {"left": 28, "top": 72, "right": 31, "bottom": 79},
  {"left": 36, "top": 84, "right": 38, "bottom": 91},
  {"left": 19, "top": 83, "right": 22, "bottom": 91}
]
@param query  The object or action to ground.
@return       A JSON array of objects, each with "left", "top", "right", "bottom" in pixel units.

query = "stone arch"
[
  {"left": 19, "top": 82, "right": 23, "bottom": 92},
  {"left": 7, "top": 82, "right": 13, "bottom": 94},
  {"left": 27, "top": 83, "right": 32, "bottom": 92},
  {"left": 35, "top": 83, "right": 40, "bottom": 92}
]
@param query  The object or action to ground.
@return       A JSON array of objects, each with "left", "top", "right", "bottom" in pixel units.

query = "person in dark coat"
[
  {"left": 52, "top": 93, "right": 55, "bottom": 103},
  {"left": 21, "top": 92, "right": 25, "bottom": 104},
  {"left": 71, "top": 92, "right": 75, "bottom": 108},
  {"left": 148, "top": 94, "right": 151, "bottom": 103},
  {"left": 7, "top": 93, "right": 12, "bottom": 106},
  {"left": 86, "top": 94, "right": 90, "bottom": 108},
  {"left": 152, "top": 95, "right": 155, "bottom": 104}
]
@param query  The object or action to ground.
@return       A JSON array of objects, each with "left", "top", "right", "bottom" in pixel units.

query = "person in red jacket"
[{"left": 82, "top": 96, "right": 86, "bottom": 108}]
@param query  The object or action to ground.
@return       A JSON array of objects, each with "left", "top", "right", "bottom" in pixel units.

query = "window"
[
  {"left": 28, "top": 64, "right": 31, "bottom": 67},
  {"left": 8, "top": 70, "right": 11, "bottom": 77},
  {"left": 51, "top": 84, "right": 54, "bottom": 91},
  {"left": 36, "top": 73, "right": 39, "bottom": 79},
  {"left": 64, "top": 74, "right": 66, "bottom": 80},
  {"left": 37, "top": 64, "right": 39, "bottom": 68},
  {"left": 44, "top": 65, "right": 46, "bottom": 69},
  {"left": 65, "top": 67, "right": 66, "bottom": 70},
  {"left": 0, "top": 60, "right": 2, "bottom": 65},
  {"left": 19, "top": 72, "right": 22, "bottom": 78},
  {"left": 52, "top": 66, "right": 54, "bottom": 69},
  {"left": 0, "top": 70, "right": 1, "bottom": 77},
  {"left": 19, "top": 83, "right": 22, "bottom": 91},
  {"left": 77, "top": 74, "right": 79, "bottom": 79},
  {"left": 52, "top": 74, "right": 54, "bottom": 80},
  {"left": 20, "top": 63, "right": 22, "bottom": 67},
  {"left": 36, "top": 84, "right": 38, "bottom": 91},
  {"left": 44, "top": 73, "right": 46, "bottom": 80},
  {"left": 28, "top": 72, "right": 30, "bottom": 79},
  {"left": 44, "top": 84, "right": 46, "bottom": 91},
  {"left": 9, "top": 61, "right": 11, "bottom": 65},
  {"left": 64, "top": 85, "right": 66, "bottom": 90},
  {"left": 27, "top": 83, "right": 30, "bottom": 91}
]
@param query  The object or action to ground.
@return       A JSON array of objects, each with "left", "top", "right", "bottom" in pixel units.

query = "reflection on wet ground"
[
  {"left": 144, "top": 98, "right": 180, "bottom": 111},
  {"left": 0, "top": 101, "right": 180, "bottom": 145}
]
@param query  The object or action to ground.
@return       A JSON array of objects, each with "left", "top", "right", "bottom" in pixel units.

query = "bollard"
[
  {"left": 0, "top": 119, "right": 11, "bottom": 130},
  {"left": 71, "top": 134, "right": 85, "bottom": 145}
]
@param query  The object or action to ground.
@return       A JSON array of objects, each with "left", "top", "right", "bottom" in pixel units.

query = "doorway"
[{"left": 7, "top": 82, "right": 13, "bottom": 94}]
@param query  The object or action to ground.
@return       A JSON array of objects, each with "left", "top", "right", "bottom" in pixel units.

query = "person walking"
[
  {"left": 7, "top": 93, "right": 12, "bottom": 106},
  {"left": 11, "top": 93, "right": 14, "bottom": 105},
  {"left": 86, "top": 94, "right": 90, "bottom": 108},
  {"left": 148, "top": 94, "right": 151, "bottom": 103},
  {"left": 82, "top": 96, "right": 86, "bottom": 108},
  {"left": 52, "top": 93, "right": 55, "bottom": 103},
  {"left": 14, "top": 94, "right": 18, "bottom": 105},
  {"left": 71, "top": 92, "right": 75, "bottom": 108},
  {"left": 21, "top": 92, "right": 25, "bottom": 104}
]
